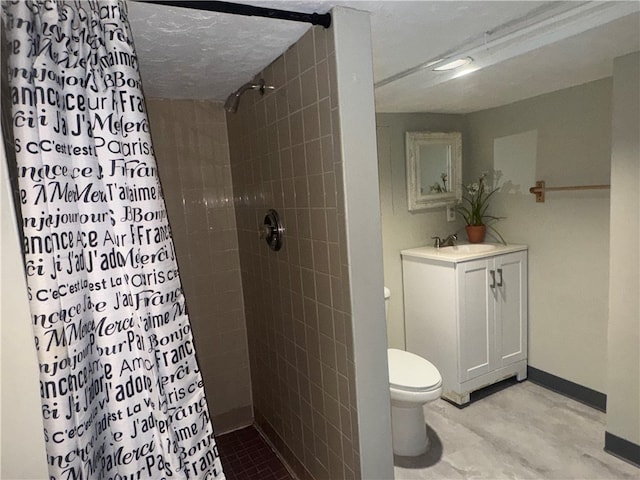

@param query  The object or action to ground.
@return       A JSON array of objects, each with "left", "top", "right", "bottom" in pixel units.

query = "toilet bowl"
[
  {"left": 385, "top": 287, "right": 443, "bottom": 456},
  {"left": 388, "top": 348, "right": 442, "bottom": 456}
]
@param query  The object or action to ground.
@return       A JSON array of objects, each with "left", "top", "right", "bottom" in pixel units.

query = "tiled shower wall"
[
  {"left": 227, "top": 26, "right": 361, "bottom": 480},
  {"left": 146, "top": 99, "right": 252, "bottom": 433}
]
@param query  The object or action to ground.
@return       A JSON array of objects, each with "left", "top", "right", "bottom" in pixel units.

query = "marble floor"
[{"left": 394, "top": 380, "right": 639, "bottom": 479}]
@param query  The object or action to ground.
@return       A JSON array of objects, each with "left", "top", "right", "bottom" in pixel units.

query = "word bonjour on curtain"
[{"left": 3, "top": 1, "right": 225, "bottom": 479}]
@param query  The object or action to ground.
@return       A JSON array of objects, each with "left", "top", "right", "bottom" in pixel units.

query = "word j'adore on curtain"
[{"left": 2, "top": 1, "right": 225, "bottom": 479}]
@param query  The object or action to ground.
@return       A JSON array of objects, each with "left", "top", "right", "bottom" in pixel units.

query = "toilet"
[{"left": 385, "top": 287, "right": 443, "bottom": 456}]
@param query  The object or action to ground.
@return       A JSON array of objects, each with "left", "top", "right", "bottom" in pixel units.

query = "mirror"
[{"left": 406, "top": 131, "right": 462, "bottom": 211}]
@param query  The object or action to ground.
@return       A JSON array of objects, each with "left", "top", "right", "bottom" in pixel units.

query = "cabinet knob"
[
  {"left": 497, "top": 268, "right": 503, "bottom": 287},
  {"left": 490, "top": 270, "right": 496, "bottom": 288}
]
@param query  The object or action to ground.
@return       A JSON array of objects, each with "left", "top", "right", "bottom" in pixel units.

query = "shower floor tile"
[{"left": 217, "top": 426, "right": 294, "bottom": 480}]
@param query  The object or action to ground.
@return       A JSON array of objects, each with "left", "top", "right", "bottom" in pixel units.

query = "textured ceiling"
[
  {"left": 127, "top": 0, "right": 640, "bottom": 113},
  {"left": 127, "top": 1, "right": 309, "bottom": 101}
]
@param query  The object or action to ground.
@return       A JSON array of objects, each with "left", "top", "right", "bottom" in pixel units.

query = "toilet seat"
[{"left": 388, "top": 348, "right": 442, "bottom": 392}]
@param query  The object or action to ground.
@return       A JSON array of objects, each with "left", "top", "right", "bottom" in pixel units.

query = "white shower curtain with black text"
[{"left": 2, "top": 1, "right": 225, "bottom": 478}]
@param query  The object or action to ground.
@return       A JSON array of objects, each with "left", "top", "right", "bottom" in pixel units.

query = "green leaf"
[{"left": 486, "top": 224, "right": 507, "bottom": 245}]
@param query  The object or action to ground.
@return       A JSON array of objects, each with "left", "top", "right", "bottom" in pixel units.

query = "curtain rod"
[{"left": 139, "top": 1, "right": 332, "bottom": 28}]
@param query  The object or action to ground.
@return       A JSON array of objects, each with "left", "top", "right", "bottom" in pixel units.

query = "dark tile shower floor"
[{"left": 217, "top": 426, "right": 294, "bottom": 480}]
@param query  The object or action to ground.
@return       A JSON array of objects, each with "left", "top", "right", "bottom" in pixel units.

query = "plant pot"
[{"left": 465, "top": 225, "right": 486, "bottom": 244}]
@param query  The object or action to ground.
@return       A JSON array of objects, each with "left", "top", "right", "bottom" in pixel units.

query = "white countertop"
[{"left": 401, "top": 243, "right": 528, "bottom": 263}]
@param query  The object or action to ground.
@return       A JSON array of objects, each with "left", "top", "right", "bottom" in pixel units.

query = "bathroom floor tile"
[
  {"left": 395, "top": 381, "right": 639, "bottom": 479},
  {"left": 217, "top": 426, "right": 294, "bottom": 480}
]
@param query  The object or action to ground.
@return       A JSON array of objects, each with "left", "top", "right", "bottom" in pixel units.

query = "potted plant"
[{"left": 456, "top": 172, "right": 506, "bottom": 244}]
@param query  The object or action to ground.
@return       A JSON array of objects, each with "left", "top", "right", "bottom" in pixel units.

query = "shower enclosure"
[{"left": 1, "top": 6, "right": 393, "bottom": 480}]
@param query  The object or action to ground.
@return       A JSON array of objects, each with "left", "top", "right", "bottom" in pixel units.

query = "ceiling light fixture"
[
  {"left": 433, "top": 57, "right": 473, "bottom": 71},
  {"left": 375, "top": 1, "right": 638, "bottom": 89},
  {"left": 450, "top": 66, "right": 480, "bottom": 80}
]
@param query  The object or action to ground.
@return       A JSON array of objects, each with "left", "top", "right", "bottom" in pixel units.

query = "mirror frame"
[{"left": 406, "top": 131, "right": 462, "bottom": 211}]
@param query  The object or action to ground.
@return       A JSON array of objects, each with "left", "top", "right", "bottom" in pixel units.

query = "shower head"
[{"left": 224, "top": 78, "right": 274, "bottom": 113}]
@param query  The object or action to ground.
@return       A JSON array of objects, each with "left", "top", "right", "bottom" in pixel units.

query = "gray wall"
[
  {"left": 606, "top": 51, "right": 639, "bottom": 447},
  {"left": 1, "top": 137, "right": 49, "bottom": 480},
  {"left": 466, "top": 79, "right": 612, "bottom": 394},
  {"left": 333, "top": 8, "right": 394, "bottom": 479}
]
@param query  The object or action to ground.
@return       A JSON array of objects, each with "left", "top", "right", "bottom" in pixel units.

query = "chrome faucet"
[{"left": 432, "top": 234, "right": 457, "bottom": 248}]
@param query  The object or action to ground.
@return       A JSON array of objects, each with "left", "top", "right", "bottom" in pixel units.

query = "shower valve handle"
[{"left": 259, "top": 209, "right": 284, "bottom": 251}]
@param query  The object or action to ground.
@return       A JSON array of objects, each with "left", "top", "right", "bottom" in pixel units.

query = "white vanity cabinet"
[{"left": 401, "top": 244, "right": 528, "bottom": 405}]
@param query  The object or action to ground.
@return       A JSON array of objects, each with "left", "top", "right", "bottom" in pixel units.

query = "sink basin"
[
  {"left": 401, "top": 243, "right": 526, "bottom": 263},
  {"left": 439, "top": 244, "right": 498, "bottom": 254}
]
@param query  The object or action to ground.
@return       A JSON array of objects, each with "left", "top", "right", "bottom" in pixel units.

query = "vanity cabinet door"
[
  {"left": 457, "top": 251, "right": 527, "bottom": 382},
  {"left": 495, "top": 251, "right": 528, "bottom": 368},
  {"left": 457, "top": 258, "right": 495, "bottom": 382}
]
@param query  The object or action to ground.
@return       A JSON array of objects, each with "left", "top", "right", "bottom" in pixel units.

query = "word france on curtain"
[{"left": 2, "top": 1, "right": 225, "bottom": 479}]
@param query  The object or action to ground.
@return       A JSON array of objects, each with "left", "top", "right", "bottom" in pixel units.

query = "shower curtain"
[{"left": 2, "top": 1, "right": 225, "bottom": 478}]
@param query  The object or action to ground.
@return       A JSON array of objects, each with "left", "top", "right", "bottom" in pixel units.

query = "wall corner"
[{"left": 331, "top": 6, "right": 394, "bottom": 479}]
